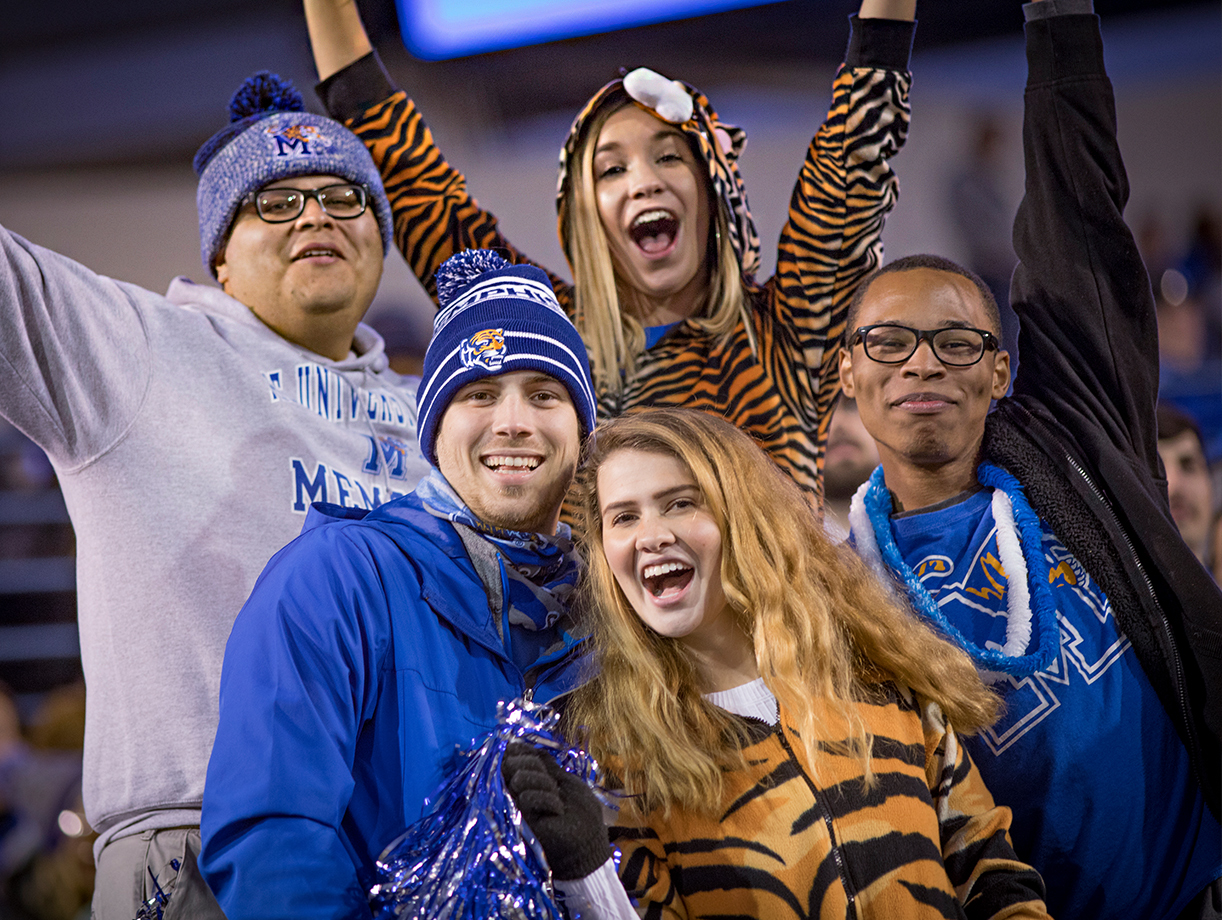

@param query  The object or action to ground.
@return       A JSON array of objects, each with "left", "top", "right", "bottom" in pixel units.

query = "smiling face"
[
  {"left": 597, "top": 449, "right": 736, "bottom": 652},
  {"left": 215, "top": 173, "right": 383, "bottom": 359},
  {"left": 434, "top": 369, "right": 581, "bottom": 535},
  {"left": 592, "top": 105, "right": 711, "bottom": 324},
  {"left": 840, "top": 268, "right": 1010, "bottom": 508}
]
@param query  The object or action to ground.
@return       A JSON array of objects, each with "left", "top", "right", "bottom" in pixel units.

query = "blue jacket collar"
[{"left": 304, "top": 494, "right": 589, "bottom": 675}]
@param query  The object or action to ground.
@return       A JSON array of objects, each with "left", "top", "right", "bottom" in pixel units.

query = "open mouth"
[
  {"left": 642, "top": 561, "right": 693, "bottom": 597},
  {"left": 629, "top": 210, "right": 679, "bottom": 254},
  {"left": 482, "top": 455, "right": 540, "bottom": 472},
  {"left": 293, "top": 245, "right": 342, "bottom": 261}
]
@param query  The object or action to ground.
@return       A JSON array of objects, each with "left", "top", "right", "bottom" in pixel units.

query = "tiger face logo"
[{"left": 460, "top": 328, "right": 506, "bottom": 372}]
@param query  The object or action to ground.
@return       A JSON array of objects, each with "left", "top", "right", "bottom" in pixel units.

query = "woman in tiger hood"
[{"left": 304, "top": 0, "right": 916, "bottom": 508}]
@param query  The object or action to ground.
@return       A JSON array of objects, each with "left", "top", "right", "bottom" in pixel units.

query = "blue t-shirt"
[
  {"left": 890, "top": 489, "right": 1221, "bottom": 920},
  {"left": 644, "top": 322, "right": 681, "bottom": 350}
]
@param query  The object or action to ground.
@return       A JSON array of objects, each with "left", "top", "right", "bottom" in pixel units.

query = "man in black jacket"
[{"left": 841, "top": 2, "right": 1222, "bottom": 918}]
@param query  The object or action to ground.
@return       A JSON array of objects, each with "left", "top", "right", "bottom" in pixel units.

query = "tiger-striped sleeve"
[
  {"left": 611, "top": 822, "right": 685, "bottom": 920},
  {"left": 761, "top": 17, "right": 912, "bottom": 485},
  {"left": 920, "top": 700, "right": 1052, "bottom": 920},
  {"left": 324, "top": 56, "right": 573, "bottom": 306}
]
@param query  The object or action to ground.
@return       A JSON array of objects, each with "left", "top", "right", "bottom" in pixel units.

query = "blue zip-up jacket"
[{"left": 199, "top": 493, "right": 589, "bottom": 920}]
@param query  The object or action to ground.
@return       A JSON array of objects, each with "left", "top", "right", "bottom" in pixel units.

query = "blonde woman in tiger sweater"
[
  {"left": 304, "top": 0, "right": 916, "bottom": 508},
  {"left": 504, "top": 408, "right": 1050, "bottom": 919}
]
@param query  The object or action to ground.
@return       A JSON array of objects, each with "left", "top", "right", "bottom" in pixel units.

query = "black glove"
[{"left": 501, "top": 742, "right": 611, "bottom": 881}]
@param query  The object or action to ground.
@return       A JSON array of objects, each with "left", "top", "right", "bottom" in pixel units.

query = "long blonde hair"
[
  {"left": 568, "top": 408, "right": 999, "bottom": 816},
  {"left": 563, "top": 98, "right": 747, "bottom": 396}
]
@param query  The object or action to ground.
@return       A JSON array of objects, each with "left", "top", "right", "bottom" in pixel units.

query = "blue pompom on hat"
[
  {"left": 416, "top": 250, "right": 596, "bottom": 466},
  {"left": 194, "top": 71, "right": 393, "bottom": 278}
]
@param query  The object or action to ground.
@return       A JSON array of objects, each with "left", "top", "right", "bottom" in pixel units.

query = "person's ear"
[
  {"left": 214, "top": 248, "right": 229, "bottom": 288},
  {"left": 839, "top": 346, "right": 856, "bottom": 397},
  {"left": 991, "top": 349, "right": 1012, "bottom": 400}
]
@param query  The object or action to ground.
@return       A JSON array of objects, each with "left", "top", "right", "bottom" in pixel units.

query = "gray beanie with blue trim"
[
  {"left": 193, "top": 71, "right": 393, "bottom": 278},
  {"left": 416, "top": 250, "right": 596, "bottom": 466}
]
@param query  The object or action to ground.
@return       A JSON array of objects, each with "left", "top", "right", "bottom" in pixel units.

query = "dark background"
[{"left": 2, "top": 0, "right": 1213, "bottom": 167}]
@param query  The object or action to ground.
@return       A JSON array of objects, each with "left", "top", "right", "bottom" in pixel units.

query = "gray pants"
[
  {"left": 92, "top": 828, "right": 226, "bottom": 920},
  {"left": 1177, "top": 878, "right": 1222, "bottom": 920}
]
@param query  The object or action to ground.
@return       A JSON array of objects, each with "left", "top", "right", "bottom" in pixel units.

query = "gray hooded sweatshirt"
[{"left": 0, "top": 224, "right": 431, "bottom": 853}]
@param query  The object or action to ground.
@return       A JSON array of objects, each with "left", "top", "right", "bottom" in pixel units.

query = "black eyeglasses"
[
  {"left": 242, "top": 183, "right": 368, "bottom": 223},
  {"left": 850, "top": 324, "right": 999, "bottom": 367}
]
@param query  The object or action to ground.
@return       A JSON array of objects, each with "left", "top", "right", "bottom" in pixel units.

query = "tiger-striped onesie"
[
  {"left": 317, "top": 17, "right": 912, "bottom": 506},
  {"left": 612, "top": 686, "right": 1050, "bottom": 919}
]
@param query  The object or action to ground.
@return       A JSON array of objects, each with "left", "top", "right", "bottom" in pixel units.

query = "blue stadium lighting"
[{"left": 396, "top": 0, "right": 778, "bottom": 59}]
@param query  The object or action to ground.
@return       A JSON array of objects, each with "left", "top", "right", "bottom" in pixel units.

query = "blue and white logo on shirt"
[{"left": 912, "top": 524, "right": 1125, "bottom": 755}]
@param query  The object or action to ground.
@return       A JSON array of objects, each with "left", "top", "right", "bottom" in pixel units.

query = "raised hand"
[{"left": 303, "top": 0, "right": 375, "bottom": 80}]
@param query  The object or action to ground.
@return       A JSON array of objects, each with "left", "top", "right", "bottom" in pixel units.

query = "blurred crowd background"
[{"left": 0, "top": 0, "right": 1217, "bottom": 915}]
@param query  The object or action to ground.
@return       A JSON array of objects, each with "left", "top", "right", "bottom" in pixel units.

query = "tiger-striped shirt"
[
  {"left": 320, "top": 20, "right": 911, "bottom": 506},
  {"left": 612, "top": 687, "right": 1051, "bottom": 919}
]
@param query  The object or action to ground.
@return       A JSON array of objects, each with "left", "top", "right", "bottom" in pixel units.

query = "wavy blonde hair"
[
  {"left": 563, "top": 97, "right": 748, "bottom": 397},
  {"left": 567, "top": 408, "right": 999, "bottom": 816}
]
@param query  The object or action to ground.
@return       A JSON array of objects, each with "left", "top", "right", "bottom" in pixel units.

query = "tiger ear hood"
[{"left": 555, "top": 68, "right": 761, "bottom": 282}]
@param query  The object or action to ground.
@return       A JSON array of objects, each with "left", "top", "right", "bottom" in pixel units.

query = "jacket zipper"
[
  {"left": 522, "top": 640, "right": 587, "bottom": 706},
  {"left": 1061, "top": 451, "right": 1201, "bottom": 774},
  {"left": 775, "top": 729, "right": 857, "bottom": 920}
]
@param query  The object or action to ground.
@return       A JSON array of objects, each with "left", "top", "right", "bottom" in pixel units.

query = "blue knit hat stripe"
[
  {"left": 499, "top": 348, "right": 594, "bottom": 403},
  {"left": 419, "top": 348, "right": 590, "bottom": 424},
  {"left": 418, "top": 344, "right": 468, "bottom": 402},
  {"left": 434, "top": 276, "right": 565, "bottom": 333},
  {"left": 507, "top": 330, "right": 598, "bottom": 410},
  {"left": 416, "top": 350, "right": 477, "bottom": 444}
]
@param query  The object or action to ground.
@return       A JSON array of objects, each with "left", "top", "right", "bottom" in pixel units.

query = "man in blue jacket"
[
  {"left": 199, "top": 251, "right": 597, "bottom": 920},
  {"left": 841, "top": 2, "right": 1222, "bottom": 918}
]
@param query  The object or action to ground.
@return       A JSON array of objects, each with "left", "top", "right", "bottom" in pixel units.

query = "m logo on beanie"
[
  {"left": 461, "top": 329, "right": 507, "bottom": 372},
  {"left": 267, "top": 123, "right": 326, "bottom": 158}
]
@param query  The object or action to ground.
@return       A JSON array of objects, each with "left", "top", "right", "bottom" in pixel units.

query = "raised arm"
[
  {"left": 0, "top": 225, "right": 151, "bottom": 467},
  {"left": 770, "top": 0, "right": 915, "bottom": 351},
  {"left": 1008, "top": 0, "right": 1159, "bottom": 466},
  {"left": 303, "top": 0, "right": 568, "bottom": 305},
  {"left": 761, "top": 2, "right": 914, "bottom": 483},
  {"left": 303, "top": 0, "right": 373, "bottom": 80},
  {"left": 859, "top": 0, "right": 916, "bottom": 19}
]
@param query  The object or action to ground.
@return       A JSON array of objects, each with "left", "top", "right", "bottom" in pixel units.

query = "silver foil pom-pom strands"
[{"left": 369, "top": 698, "right": 609, "bottom": 920}]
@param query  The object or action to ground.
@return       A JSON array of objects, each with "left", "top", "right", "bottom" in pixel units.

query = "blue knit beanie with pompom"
[
  {"left": 193, "top": 71, "right": 393, "bottom": 278},
  {"left": 415, "top": 250, "right": 596, "bottom": 466}
]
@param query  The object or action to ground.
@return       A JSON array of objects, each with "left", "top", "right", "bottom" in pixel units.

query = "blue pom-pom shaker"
[{"left": 369, "top": 698, "right": 606, "bottom": 920}]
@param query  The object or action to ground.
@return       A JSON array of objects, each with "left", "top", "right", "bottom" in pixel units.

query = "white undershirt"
[
  {"left": 558, "top": 679, "right": 778, "bottom": 918},
  {"left": 704, "top": 677, "right": 779, "bottom": 725}
]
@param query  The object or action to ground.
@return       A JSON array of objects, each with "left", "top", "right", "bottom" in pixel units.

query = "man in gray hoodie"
[{"left": 0, "top": 72, "right": 430, "bottom": 919}]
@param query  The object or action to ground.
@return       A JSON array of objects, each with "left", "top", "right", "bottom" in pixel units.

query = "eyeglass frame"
[
  {"left": 239, "top": 183, "right": 369, "bottom": 224},
  {"left": 848, "top": 323, "right": 1001, "bottom": 367}
]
